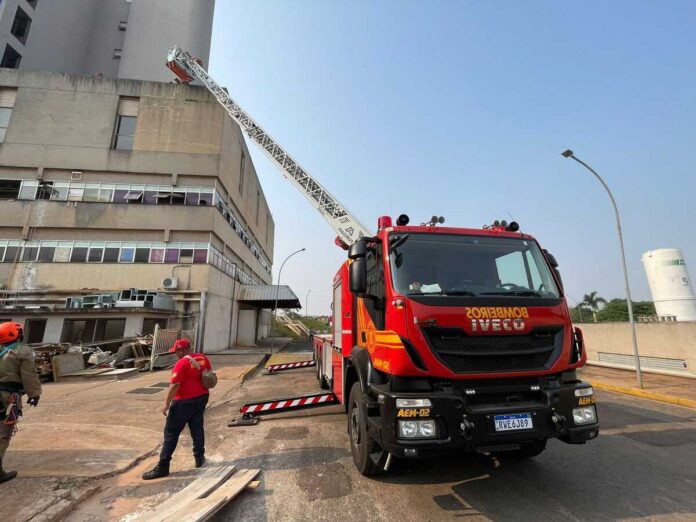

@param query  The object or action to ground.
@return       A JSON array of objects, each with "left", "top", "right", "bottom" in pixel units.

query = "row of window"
[
  {"left": 0, "top": 240, "right": 261, "bottom": 285},
  {"left": 1, "top": 1, "right": 37, "bottom": 69},
  {"left": 0, "top": 178, "right": 272, "bottom": 274}
]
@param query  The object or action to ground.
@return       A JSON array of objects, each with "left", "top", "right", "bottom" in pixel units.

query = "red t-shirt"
[{"left": 170, "top": 354, "right": 211, "bottom": 400}]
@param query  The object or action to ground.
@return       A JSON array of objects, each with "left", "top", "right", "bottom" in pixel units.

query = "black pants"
[{"left": 160, "top": 394, "right": 209, "bottom": 464}]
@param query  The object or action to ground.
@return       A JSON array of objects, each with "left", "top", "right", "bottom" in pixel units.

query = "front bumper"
[{"left": 367, "top": 378, "right": 599, "bottom": 458}]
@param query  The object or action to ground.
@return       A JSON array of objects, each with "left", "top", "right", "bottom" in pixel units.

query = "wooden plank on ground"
[
  {"left": 162, "top": 469, "right": 260, "bottom": 522},
  {"left": 136, "top": 465, "right": 237, "bottom": 522}
]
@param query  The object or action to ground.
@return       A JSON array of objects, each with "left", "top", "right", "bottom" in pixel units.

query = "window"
[
  {"left": 134, "top": 247, "right": 150, "bottom": 263},
  {"left": 118, "top": 21, "right": 127, "bottom": 31},
  {"left": 18, "top": 181, "right": 37, "bottom": 199},
  {"left": 11, "top": 7, "right": 32, "bottom": 45},
  {"left": 149, "top": 248, "right": 164, "bottom": 263},
  {"left": 87, "top": 247, "right": 104, "bottom": 263},
  {"left": 256, "top": 189, "right": 260, "bottom": 223},
  {"left": 38, "top": 246, "right": 55, "bottom": 262},
  {"left": 113, "top": 97, "right": 138, "bottom": 150},
  {"left": 239, "top": 150, "right": 246, "bottom": 194},
  {"left": 180, "top": 249, "right": 194, "bottom": 263},
  {"left": 1, "top": 44, "right": 22, "bottom": 69},
  {"left": 124, "top": 190, "right": 143, "bottom": 203},
  {"left": 103, "top": 248, "right": 120, "bottom": 262},
  {"left": 114, "top": 116, "right": 135, "bottom": 150},
  {"left": 54, "top": 245, "right": 71, "bottom": 262},
  {"left": 24, "top": 319, "right": 46, "bottom": 344},
  {"left": 113, "top": 49, "right": 122, "bottom": 59},
  {"left": 21, "top": 245, "right": 38, "bottom": 262},
  {"left": 36, "top": 181, "right": 54, "bottom": 200},
  {"left": 70, "top": 247, "right": 88, "bottom": 262},
  {"left": 2, "top": 246, "right": 19, "bottom": 263},
  {"left": 0, "top": 88, "right": 17, "bottom": 143},
  {"left": 0, "top": 180, "right": 21, "bottom": 199},
  {"left": 49, "top": 182, "right": 69, "bottom": 201},
  {"left": 142, "top": 318, "right": 167, "bottom": 335},
  {"left": 62, "top": 319, "right": 126, "bottom": 344},
  {"left": 119, "top": 247, "right": 135, "bottom": 263}
]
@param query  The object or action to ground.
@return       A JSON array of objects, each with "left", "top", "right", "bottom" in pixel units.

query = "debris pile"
[{"left": 29, "top": 335, "right": 156, "bottom": 382}]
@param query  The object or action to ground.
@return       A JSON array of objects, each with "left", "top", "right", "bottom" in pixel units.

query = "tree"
[
  {"left": 595, "top": 299, "right": 656, "bottom": 322},
  {"left": 580, "top": 291, "right": 607, "bottom": 323}
]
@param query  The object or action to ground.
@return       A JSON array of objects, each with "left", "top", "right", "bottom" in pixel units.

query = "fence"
[{"left": 150, "top": 324, "right": 198, "bottom": 371}]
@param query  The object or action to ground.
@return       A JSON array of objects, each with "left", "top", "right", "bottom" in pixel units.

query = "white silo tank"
[{"left": 641, "top": 248, "right": 696, "bottom": 321}]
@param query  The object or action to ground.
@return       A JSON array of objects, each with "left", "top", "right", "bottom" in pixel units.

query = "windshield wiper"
[
  {"left": 407, "top": 290, "right": 477, "bottom": 297},
  {"left": 479, "top": 290, "right": 543, "bottom": 297},
  {"left": 389, "top": 234, "right": 409, "bottom": 252}
]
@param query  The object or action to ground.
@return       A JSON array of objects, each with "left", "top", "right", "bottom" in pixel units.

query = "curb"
[
  {"left": 240, "top": 354, "right": 270, "bottom": 384},
  {"left": 591, "top": 381, "right": 696, "bottom": 409}
]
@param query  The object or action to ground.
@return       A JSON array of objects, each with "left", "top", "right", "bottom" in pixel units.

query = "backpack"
[{"left": 186, "top": 355, "right": 218, "bottom": 389}]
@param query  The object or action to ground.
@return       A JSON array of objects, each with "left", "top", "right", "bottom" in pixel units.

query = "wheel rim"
[{"left": 350, "top": 402, "right": 361, "bottom": 448}]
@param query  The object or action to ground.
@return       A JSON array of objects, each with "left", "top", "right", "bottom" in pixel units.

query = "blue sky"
[{"left": 210, "top": 1, "right": 696, "bottom": 315}]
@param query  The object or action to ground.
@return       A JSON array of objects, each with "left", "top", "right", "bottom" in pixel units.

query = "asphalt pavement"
[{"left": 211, "top": 341, "right": 696, "bottom": 522}]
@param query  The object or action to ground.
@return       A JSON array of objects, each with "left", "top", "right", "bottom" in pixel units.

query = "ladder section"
[{"left": 166, "top": 46, "right": 373, "bottom": 246}]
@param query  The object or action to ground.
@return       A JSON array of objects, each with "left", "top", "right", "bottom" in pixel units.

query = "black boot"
[
  {"left": 141, "top": 461, "right": 169, "bottom": 480},
  {"left": 195, "top": 455, "right": 205, "bottom": 469},
  {"left": 0, "top": 460, "right": 17, "bottom": 484}
]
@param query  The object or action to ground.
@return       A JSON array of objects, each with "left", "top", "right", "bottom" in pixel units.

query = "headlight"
[
  {"left": 575, "top": 387, "right": 594, "bottom": 397},
  {"left": 398, "top": 420, "right": 438, "bottom": 439},
  {"left": 572, "top": 406, "right": 597, "bottom": 425},
  {"left": 396, "top": 398, "right": 432, "bottom": 408}
]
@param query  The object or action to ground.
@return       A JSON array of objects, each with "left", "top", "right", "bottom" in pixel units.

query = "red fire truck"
[
  {"left": 167, "top": 48, "right": 599, "bottom": 476},
  {"left": 312, "top": 216, "right": 599, "bottom": 475}
]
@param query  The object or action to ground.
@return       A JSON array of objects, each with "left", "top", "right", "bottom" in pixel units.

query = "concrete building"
[
  {"left": 0, "top": 68, "right": 299, "bottom": 351},
  {"left": 0, "top": 0, "right": 214, "bottom": 82}
]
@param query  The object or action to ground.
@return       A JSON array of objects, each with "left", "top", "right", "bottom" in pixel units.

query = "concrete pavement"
[
  {"left": 84, "top": 340, "right": 695, "bottom": 522},
  {"left": 211, "top": 354, "right": 696, "bottom": 521},
  {"left": 0, "top": 351, "right": 267, "bottom": 522},
  {"left": 580, "top": 365, "right": 696, "bottom": 409}
]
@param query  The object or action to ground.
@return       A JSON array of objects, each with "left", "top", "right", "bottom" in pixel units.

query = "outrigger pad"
[{"left": 228, "top": 416, "right": 260, "bottom": 427}]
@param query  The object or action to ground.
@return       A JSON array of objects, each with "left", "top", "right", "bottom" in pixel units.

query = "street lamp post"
[
  {"left": 271, "top": 248, "right": 306, "bottom": 352},
  {"left": 305, "top": 289, "right": 311, "bottom": 318},
  {"left": 562, "top": 150, "right": 643, "bottom": 388}
]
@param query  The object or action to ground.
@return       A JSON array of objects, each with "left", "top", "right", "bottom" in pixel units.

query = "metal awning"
[{"left": 238, "top": 285, "right": 300, "bottom": 309}]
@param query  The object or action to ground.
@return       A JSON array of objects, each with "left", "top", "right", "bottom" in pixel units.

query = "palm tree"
[{"left": 580, "top": 291, "right": 607, "bottom": 322}]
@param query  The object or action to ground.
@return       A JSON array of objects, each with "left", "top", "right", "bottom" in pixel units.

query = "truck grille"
[{"left": 421, "top": 326, "right": 564, "bottom": 373}]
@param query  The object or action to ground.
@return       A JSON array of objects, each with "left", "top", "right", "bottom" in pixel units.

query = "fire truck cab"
[{"left": 316, "top": 215, "right": 599, "bottom": 476}]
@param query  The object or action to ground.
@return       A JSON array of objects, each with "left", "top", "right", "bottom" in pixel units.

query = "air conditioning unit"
[{"left": 161, "top": 277, "right": 179, "bottom": 290}]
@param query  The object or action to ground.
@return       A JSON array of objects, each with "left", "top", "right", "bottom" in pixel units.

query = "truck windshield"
[{"left": 389, "top": 233, "right": 560, "bottom": 298}]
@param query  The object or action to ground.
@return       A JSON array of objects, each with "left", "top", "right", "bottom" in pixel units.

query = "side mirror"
[
  {"left": 349, "top": 258, "right": 367, "bottom": 294},
  {"left": 543, "top": 249, "right": 559, "bottom": 268},
  {"left": 348, "top": 239, "right": 367, "bottom": 260}
]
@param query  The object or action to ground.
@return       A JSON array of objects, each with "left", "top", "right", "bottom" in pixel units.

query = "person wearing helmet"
[
  {"left": 0, "top": 322, "right": 42, "bottom": 483},
  {"left": 142, "top": 338, "right": 212, "bottom": 480}
]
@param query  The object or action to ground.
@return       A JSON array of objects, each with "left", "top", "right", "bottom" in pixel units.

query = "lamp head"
[{"left": 561, "top": 149, "right": 574, "bottom": 158}]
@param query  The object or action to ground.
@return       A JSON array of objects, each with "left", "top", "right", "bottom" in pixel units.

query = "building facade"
[
  {"left": 0, "top": 68, "right": 296, "bottom": 352},
  {"left": 0, "top": 0, "right": 214, "bottom": 82}
]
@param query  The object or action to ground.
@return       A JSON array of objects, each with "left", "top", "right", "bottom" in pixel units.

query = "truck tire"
[
  {"left": 500, "top": 440, "right": 547, "bottom": 460},
  {"left": 315, "top": 347, "right": 330, "bottom": 389},
  {"left": 348, "top": 382, "right": 382, "bottom": 476}
]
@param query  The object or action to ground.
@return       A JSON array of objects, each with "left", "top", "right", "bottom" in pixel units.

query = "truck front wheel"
[{"left": 348, "top": 382, "right": 381, "bottom": 476}]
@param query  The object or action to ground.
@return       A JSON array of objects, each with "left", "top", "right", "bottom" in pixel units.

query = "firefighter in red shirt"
[{"left": 142, "top": 338, "right": 212, "bottom": 480}]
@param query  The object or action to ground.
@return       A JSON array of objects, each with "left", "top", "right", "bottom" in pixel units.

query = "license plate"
[{"left": 494, "top": 413, "right": 533, "bottom": 432}]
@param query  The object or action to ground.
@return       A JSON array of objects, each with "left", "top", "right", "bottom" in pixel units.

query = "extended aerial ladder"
[
  {"left": 166, "top": 46, "right": 372, "bottom": 248},
  {"left": 167, "top": 46, "right": 357, "bottom": 423}
]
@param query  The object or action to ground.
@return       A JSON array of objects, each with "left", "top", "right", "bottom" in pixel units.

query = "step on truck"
[{"left": 167, "top": 47, "right": 599, "bottom": 476}]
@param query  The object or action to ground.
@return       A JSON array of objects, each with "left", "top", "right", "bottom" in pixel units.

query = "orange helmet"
[{"left": 0, "top": 322, "right": 23, "bottom": 345}]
